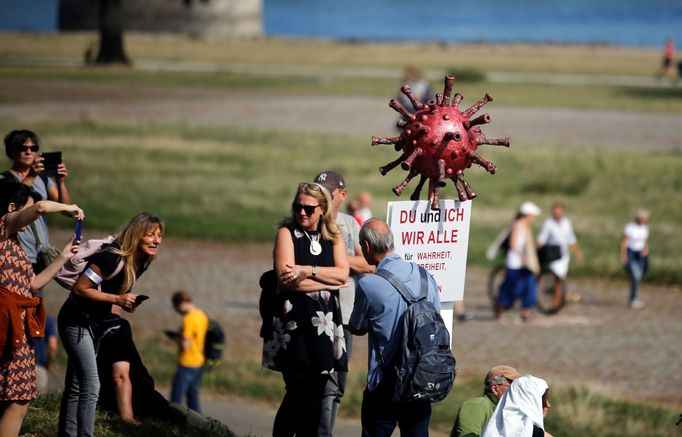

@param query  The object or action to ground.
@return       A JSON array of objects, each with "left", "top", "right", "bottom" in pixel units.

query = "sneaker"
[{"left": 629, "top": 300, "right": 645, "bottom": 309}]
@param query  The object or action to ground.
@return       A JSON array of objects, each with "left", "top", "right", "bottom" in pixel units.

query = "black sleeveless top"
[{"left": 261, "top": 225, "right": 348, "bottom": 380}]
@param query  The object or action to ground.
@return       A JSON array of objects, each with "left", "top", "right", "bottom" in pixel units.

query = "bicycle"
[{"left": 487, "top": 264, "right": 566, "bottom": 315}]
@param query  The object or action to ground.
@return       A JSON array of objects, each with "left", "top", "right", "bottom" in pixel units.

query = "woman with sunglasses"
[
  {"left": 2, "top": 130, "right": 73, "bottom": 274},
  {"left": 265, "top": 182, "right": 349, "bottom": 437},
  {"left": 0, "top": 180, "right": 83, "bottom": 437}
]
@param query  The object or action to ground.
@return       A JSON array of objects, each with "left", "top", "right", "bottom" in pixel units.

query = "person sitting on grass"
[
  {"left": 482, "top": 375, "right": 553, "bottom": 437},
  {"left": 450, "top": 365, "right": 520, "bottom": 437},
  {"left": 96, "top": 317, "right": 170, "bottom": 423}
]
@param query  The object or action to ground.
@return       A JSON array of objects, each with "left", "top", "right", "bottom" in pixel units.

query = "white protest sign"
[{"left": 386, "top": 199, "right": 472, "bottom": 302}]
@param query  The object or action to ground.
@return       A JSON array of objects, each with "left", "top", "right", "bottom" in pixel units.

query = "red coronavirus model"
[{"left": 372, "top": 75, "right": 510, "bottom": 209}]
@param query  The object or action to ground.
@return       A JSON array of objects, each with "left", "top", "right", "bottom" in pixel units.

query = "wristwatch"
[{"left": 312, "top": 265, "right": 318, "bottom": 277}]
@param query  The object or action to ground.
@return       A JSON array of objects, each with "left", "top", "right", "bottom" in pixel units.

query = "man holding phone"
[{"left": 1, "top": 129, "right": 74, "bottom": 272}]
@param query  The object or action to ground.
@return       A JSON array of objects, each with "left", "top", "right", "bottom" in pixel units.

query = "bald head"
[{"left": 359, "top": 219, "right": 394, "bottom": 265}]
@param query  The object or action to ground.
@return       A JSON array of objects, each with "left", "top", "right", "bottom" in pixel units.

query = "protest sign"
[{"left": 386, "top": 199, "right": 472, "bottom": 302}]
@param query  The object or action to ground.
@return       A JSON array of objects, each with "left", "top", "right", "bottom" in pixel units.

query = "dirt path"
[
  {"left": 1, "top": 71, "right": 681, "bottom": 150},
  {"left": 42, "top": 231, "right": 682, "bottom": 408}
]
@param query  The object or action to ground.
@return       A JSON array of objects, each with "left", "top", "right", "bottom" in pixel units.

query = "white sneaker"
[{"left": 629, "top": 300, "right": 645, "bottom": 309}]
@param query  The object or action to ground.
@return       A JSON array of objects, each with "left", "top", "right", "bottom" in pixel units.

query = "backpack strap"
[
  {"left": 375, "top": 265, "right": 428, "bottom": 304},
  {"left": 372, "top": 265, "right": 428, "bottom": 367},
  {"left": 0, "top": 170, "right": 49, "bottom": 201}
]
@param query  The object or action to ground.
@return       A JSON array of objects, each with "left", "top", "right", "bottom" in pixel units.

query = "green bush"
[{"left": 446, "top": 67, "right": 487, "bottom": 82}]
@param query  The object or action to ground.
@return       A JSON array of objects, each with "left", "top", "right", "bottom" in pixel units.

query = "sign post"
[{"left": 386, "top": 199, "right": 472, "bottom": 345}]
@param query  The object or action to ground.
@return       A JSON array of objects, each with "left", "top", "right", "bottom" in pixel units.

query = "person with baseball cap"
[
  {"left": 312, "top": 170, "right": 374, "bottom": 437},
  {"left": 450, "top": 365, "right": 520, "bottom": 437},
  {"left": 496, "top": 201, "right": 541, "bottom": 321}
]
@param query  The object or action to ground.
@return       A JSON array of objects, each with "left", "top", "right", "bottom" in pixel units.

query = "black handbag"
[{"left": 537, "top": 245, "right": 562, "bottom": 265}]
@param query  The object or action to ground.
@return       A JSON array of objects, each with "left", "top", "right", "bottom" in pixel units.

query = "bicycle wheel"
[
  {"left": 535, "top": 269, "right": 565, "bottom": 314},
  {"left": 487, "top": 265, "right": 506, "bottom": 309}
]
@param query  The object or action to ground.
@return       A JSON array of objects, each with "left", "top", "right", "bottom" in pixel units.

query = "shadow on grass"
[{"left": 617, "top": 84, "right": 682, "bottom": 100}]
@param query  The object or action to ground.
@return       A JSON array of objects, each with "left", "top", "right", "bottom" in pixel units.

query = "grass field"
[
  {"left": 0, "top": 33, "right": 663, "bottom": 76},
  {"left": 0, "top": 118, "right": 678, "bottom": 283},
  {"left": 1, "top": 33, "right": 680, "bottom": 284},
  {"left": 23, "top": 341, "right": 681, "bottom": 437},
  {"left": 6, "top": 32, "right": 681, "bottom": 436}
]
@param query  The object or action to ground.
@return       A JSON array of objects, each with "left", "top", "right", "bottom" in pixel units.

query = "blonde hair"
[
  {"left": 110, "top": 212, "right": 164, "bottom": 293},
  {"left": 280, "top": 182, "right": 340, "bottom": 241},
  {"left": 635, "top": 209, "right": 650, "bottom": 222}
]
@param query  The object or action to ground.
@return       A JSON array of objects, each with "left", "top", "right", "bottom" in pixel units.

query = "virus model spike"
[
  {"left": 452, "top": 93, "right": 463, "bottom": 109},
  {"left": 389, "top": 98, "right": 413, "bottom": 119},
  {"left": 373, "top": 76, "right": 510, "bottom": 209},
  {"left": 442, "top": 76, "right": 455, "bottom": 106},
  {"left": 400, "top": 84, "right": 424, "bottom": 111}
]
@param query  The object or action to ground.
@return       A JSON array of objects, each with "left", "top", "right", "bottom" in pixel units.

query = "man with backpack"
[{"left": 349, "top": 219, "right": 450, "bottom": 437}]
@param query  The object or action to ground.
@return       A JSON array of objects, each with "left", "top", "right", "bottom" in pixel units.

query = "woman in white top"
[
  {"left": 496, "top": 202, "right": 541, "bottom": 322},
  {"left": 482, "top": 375, "right": 553, "bottom": 437},
  {"left": 620, "top": 209, "right": 650, "bottom": 309}
]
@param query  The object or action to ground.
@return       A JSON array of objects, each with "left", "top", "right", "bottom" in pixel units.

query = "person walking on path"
[
  {"left": 496, "top": 202, "right": 541, "bottom": 322},
  {"left": 170, "top": 290, "right": 209, "bottom": 414},
  {"left": 349, "top": 219, "right": 440, "bottom": 437},
  {"left": 313, "top": 170, "right": 374, "bottom": 436},
  {"left": 657, "top": 38, "right": 675, "bottom": 79},
  {"left": 0, "top": 180, "right": 83, "bottom": 437},
  {"left": 536, "top": 202, "right": 584, "bottom": 312},
  {"left": 620, "top": 209, "right": 650, "bottom": 309},
  {"left": 450, "top": 365, "right": 520, "bottom": 437}
]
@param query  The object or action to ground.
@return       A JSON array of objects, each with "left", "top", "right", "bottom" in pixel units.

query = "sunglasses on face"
[
  {"left": 16, "top": 145, "right": 39, "bottom": 153},
  {"left": 292, "top": 202, "right": 319, "bottom": 215}
]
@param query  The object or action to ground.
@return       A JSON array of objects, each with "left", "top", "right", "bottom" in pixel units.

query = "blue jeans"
[
  {"left": 170, "top": 365, "right": 203, "bottom": 413},
  {"left": 498, "top": 268, "right": 537, "bottom": 309},
  {"left": 626, "top": 249, "right": 647, "bottom": 303},
  {"left": 58, "top": 322, "right": 101, "bottom": 437},
  {"left": 360, "top": 376, "right": 431, "bottom": 437}
]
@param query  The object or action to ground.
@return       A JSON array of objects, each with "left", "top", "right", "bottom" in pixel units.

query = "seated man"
[{"left": 451, "top": 365, "right": 520, "bottom": 437}]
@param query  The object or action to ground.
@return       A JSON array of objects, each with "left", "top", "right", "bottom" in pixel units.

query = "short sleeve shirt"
[
  {"left": 624, "top": 222, "right": 649, "bottom": 252},
  {"left": 179, "top": 308, "right": 209, "bottom": 368},
  {"left": 536, "top": 217, "right": 576, "bottom": 257},
  {"left": 65, "top": 242, "right": 146, "bottom": 320},
  {"left": 336, "top": 212, "right": 361, "bottom": 324},
  {"left": 350, "top": 253, "right": 440, "bottom": 391}
]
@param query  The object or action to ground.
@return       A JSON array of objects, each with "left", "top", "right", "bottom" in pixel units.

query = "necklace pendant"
[{"left": 310, "top": 240, "right": 322, "bottom": 256}]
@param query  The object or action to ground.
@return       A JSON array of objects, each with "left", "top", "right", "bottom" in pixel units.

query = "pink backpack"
[{"left": 55, "top": 236, "right": 124, "bottom": 290}]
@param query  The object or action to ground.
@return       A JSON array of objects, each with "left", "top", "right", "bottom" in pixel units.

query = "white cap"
[{"left": 518, "top": 201, "right": 541, "bottom": 216}]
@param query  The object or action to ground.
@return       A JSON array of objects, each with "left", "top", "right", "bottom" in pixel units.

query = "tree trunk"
[{"left": 95, "top": 0, "right": 130, "bottom": 65}]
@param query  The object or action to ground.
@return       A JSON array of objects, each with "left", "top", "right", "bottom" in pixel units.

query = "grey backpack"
[{"left": 375, "top": 266, "right": 457, "bottom": 403}]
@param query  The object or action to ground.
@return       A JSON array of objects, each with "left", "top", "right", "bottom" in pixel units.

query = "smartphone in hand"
[
  {"left": 74, "top": 220, "right": 83, "bottom": 241},
  {"left": 135, "top": 295, "right": 150, "bottom": 306},
  {"left": 41, "top": 151, "right": 62, "bottom": 177}
]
